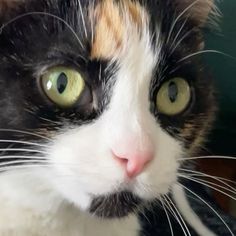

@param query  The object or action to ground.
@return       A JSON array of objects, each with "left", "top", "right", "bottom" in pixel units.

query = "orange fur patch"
[
  {"left": 126, "top": 1, "right": 143, "bottom": 27},
  {"left": 90, "top": 0, "right": 145, "bottom": 60}
]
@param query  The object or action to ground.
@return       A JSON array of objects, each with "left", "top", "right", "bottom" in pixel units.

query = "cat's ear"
[{"left": 175, "top": 0, "right": 218, "bottom": 26}]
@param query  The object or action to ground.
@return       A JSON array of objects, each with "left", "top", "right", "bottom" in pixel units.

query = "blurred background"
[
  {"left": 206, "top": 0, "right": 236, "bottom": 156},
  {"left": 199, "top": 0, "right": 236, "bottom": 217}
]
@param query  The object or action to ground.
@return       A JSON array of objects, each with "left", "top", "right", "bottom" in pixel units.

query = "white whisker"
[
  {"left": 138, "top": 205, "right": 152, "bottom": 226},
  {"left": 161, "top": 198, "right": 174, "bottom": 236},
  {"left": 78, "top": 0, "right": 88, "bottom": 38},
  {"left": 179, "top": 168, "right": 236, "bottom": 192},
  {"left": 0, "top": 140, "right": 47, "bottom": 148},
  {"left": 163, "top": 195, "right": 189, "bottom": 236},
  {"left": 169, "top": 30, "right": 192, "bottom": 56},
  {"left": 179, "top": 183, "right": 234, "bottom": 236},
  {"left": 170, "top": 17, "right": 189, "bottom": 51},
  {"left": 90, "top": 0, "right": 95, "bottom": 43},
  {"left": 178, "top": 50, "right": 232, "bottom": 63},
  {"left": 166, "top": 0, "right": 200, "bottom": 43},
  {"left": 179, "top": 155, "right": 236, "bottom": 161},
  {"left": 165, "top": 195, "right": 192, "bottom": 236},
  {"left": 0, "top": 129, "right": 52, "bottom": 141},
  {"left": 0, "top": 148, "right": 47, "bottom": 154},
  {"left": 0, "top": 155, "right": 46, "bottom": 160},
  {"left": 0, "top": 164, "right": 50, "bottom": 172},
  {"left": 37, "top": 116, "right": 62, "bottom": 125},
  {"left": 178, "top": 174, "right": 236, "bottom": 201},
  {"left": 0, "top": 160, "right": 49, "bottom": 168},
  {"left": 0, "top": 12, "right": 84, "bottom": 50}
]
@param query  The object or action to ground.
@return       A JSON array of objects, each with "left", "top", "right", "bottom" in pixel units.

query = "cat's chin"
[{"left": 88, "top": 191, "right": 143, "bottom": 219}]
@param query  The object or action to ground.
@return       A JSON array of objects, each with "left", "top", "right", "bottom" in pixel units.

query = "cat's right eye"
[{"left": 41, "top": 66, "right": 85, "bottom": 107}]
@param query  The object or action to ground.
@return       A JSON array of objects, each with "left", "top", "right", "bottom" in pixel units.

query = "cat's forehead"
[
  {"left": 90, "top": 0, "right": 147, "bottom": 60},
  {"left": 0, "top": 0, "right": 216, "bottom": 52}
]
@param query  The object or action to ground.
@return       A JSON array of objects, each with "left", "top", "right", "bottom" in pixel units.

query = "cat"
[{"left": 0, "top": 0, "right": 235, "bottom": 235}]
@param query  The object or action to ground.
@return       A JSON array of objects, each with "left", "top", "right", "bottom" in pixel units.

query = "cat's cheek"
[
  {"left": 134, "top": 130, "right": 183, "bottom": 200},
  {"left": 46, "top": 127, "right": 125, "bottom": 207}
]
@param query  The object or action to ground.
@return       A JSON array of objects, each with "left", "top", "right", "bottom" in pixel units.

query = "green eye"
[
  {"left": 156, "top": 78, "right": 191, "bottom": 116},
  {"left": 41, "top": 67, "right": 85, "bottom": 107}
]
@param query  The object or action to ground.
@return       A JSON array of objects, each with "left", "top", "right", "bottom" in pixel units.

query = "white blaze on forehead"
[{"left": 103, "top": 19, "right": 160, "bottom": 147}]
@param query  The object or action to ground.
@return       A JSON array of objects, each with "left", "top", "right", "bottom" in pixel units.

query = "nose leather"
[{"left": 112, "top": 137, "right": 154, "bottom": 178}]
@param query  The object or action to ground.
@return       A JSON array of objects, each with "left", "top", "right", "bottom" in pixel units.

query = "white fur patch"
[{"left": 0, "top": 169, "right": 140, "bottom": 236}]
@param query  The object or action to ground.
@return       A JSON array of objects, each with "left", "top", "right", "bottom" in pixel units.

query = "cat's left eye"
[
  {"left": 156, "top": 78, "right": 191, "bottom": 116},
  {"left": 41, "top": 67, "right": 85, "bottom": 107}
]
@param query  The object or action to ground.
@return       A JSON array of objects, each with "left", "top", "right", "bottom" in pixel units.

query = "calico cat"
[{"left": 0, "top": 0, "right": 235, "bottom": 235}]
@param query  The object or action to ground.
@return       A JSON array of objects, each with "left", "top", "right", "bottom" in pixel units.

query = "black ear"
[{"left": 175, "top": 0, "right": 219, "bottom": 26}]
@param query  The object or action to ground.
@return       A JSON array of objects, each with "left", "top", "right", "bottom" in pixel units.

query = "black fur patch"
[{"left": 89, "top": 191, "right": 142, "bottom": 219}]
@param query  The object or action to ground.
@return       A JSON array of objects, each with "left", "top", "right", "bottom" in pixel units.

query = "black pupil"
[
  {"left": 168, "top": 82, "right": 178, "bottom": 103},
  {"left": 57, "top": 73, "right": 68, "bottom": 94}
]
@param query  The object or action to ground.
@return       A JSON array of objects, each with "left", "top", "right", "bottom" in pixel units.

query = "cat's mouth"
[{"left": 89, "top": 191, "right": 142, "bottom": 219}]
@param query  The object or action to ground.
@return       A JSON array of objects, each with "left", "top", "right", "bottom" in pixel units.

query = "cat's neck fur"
[{"left": 0, "top": 169, "right": 139, "bottom": 236}]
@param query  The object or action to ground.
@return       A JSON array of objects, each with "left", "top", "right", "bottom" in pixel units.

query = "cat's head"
[{"left": 0, "top": 0, "right": 216, "bottom": 218}]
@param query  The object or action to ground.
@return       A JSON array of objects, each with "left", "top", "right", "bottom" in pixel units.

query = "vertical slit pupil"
[
  {"left": 57, "top": 73, "right": 68, "bottom": 94},
  {"left": 168, "top": 81, "right": 178, "bottom": 103}
]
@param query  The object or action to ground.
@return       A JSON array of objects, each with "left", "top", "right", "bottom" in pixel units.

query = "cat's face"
[{"left": 0, "top": 0, "right": 216, "bottom": 218}]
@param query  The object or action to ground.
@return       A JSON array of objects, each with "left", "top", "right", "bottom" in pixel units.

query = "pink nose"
[{"left": 113, "top": 150, "right": 153, "bottom": 178}]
